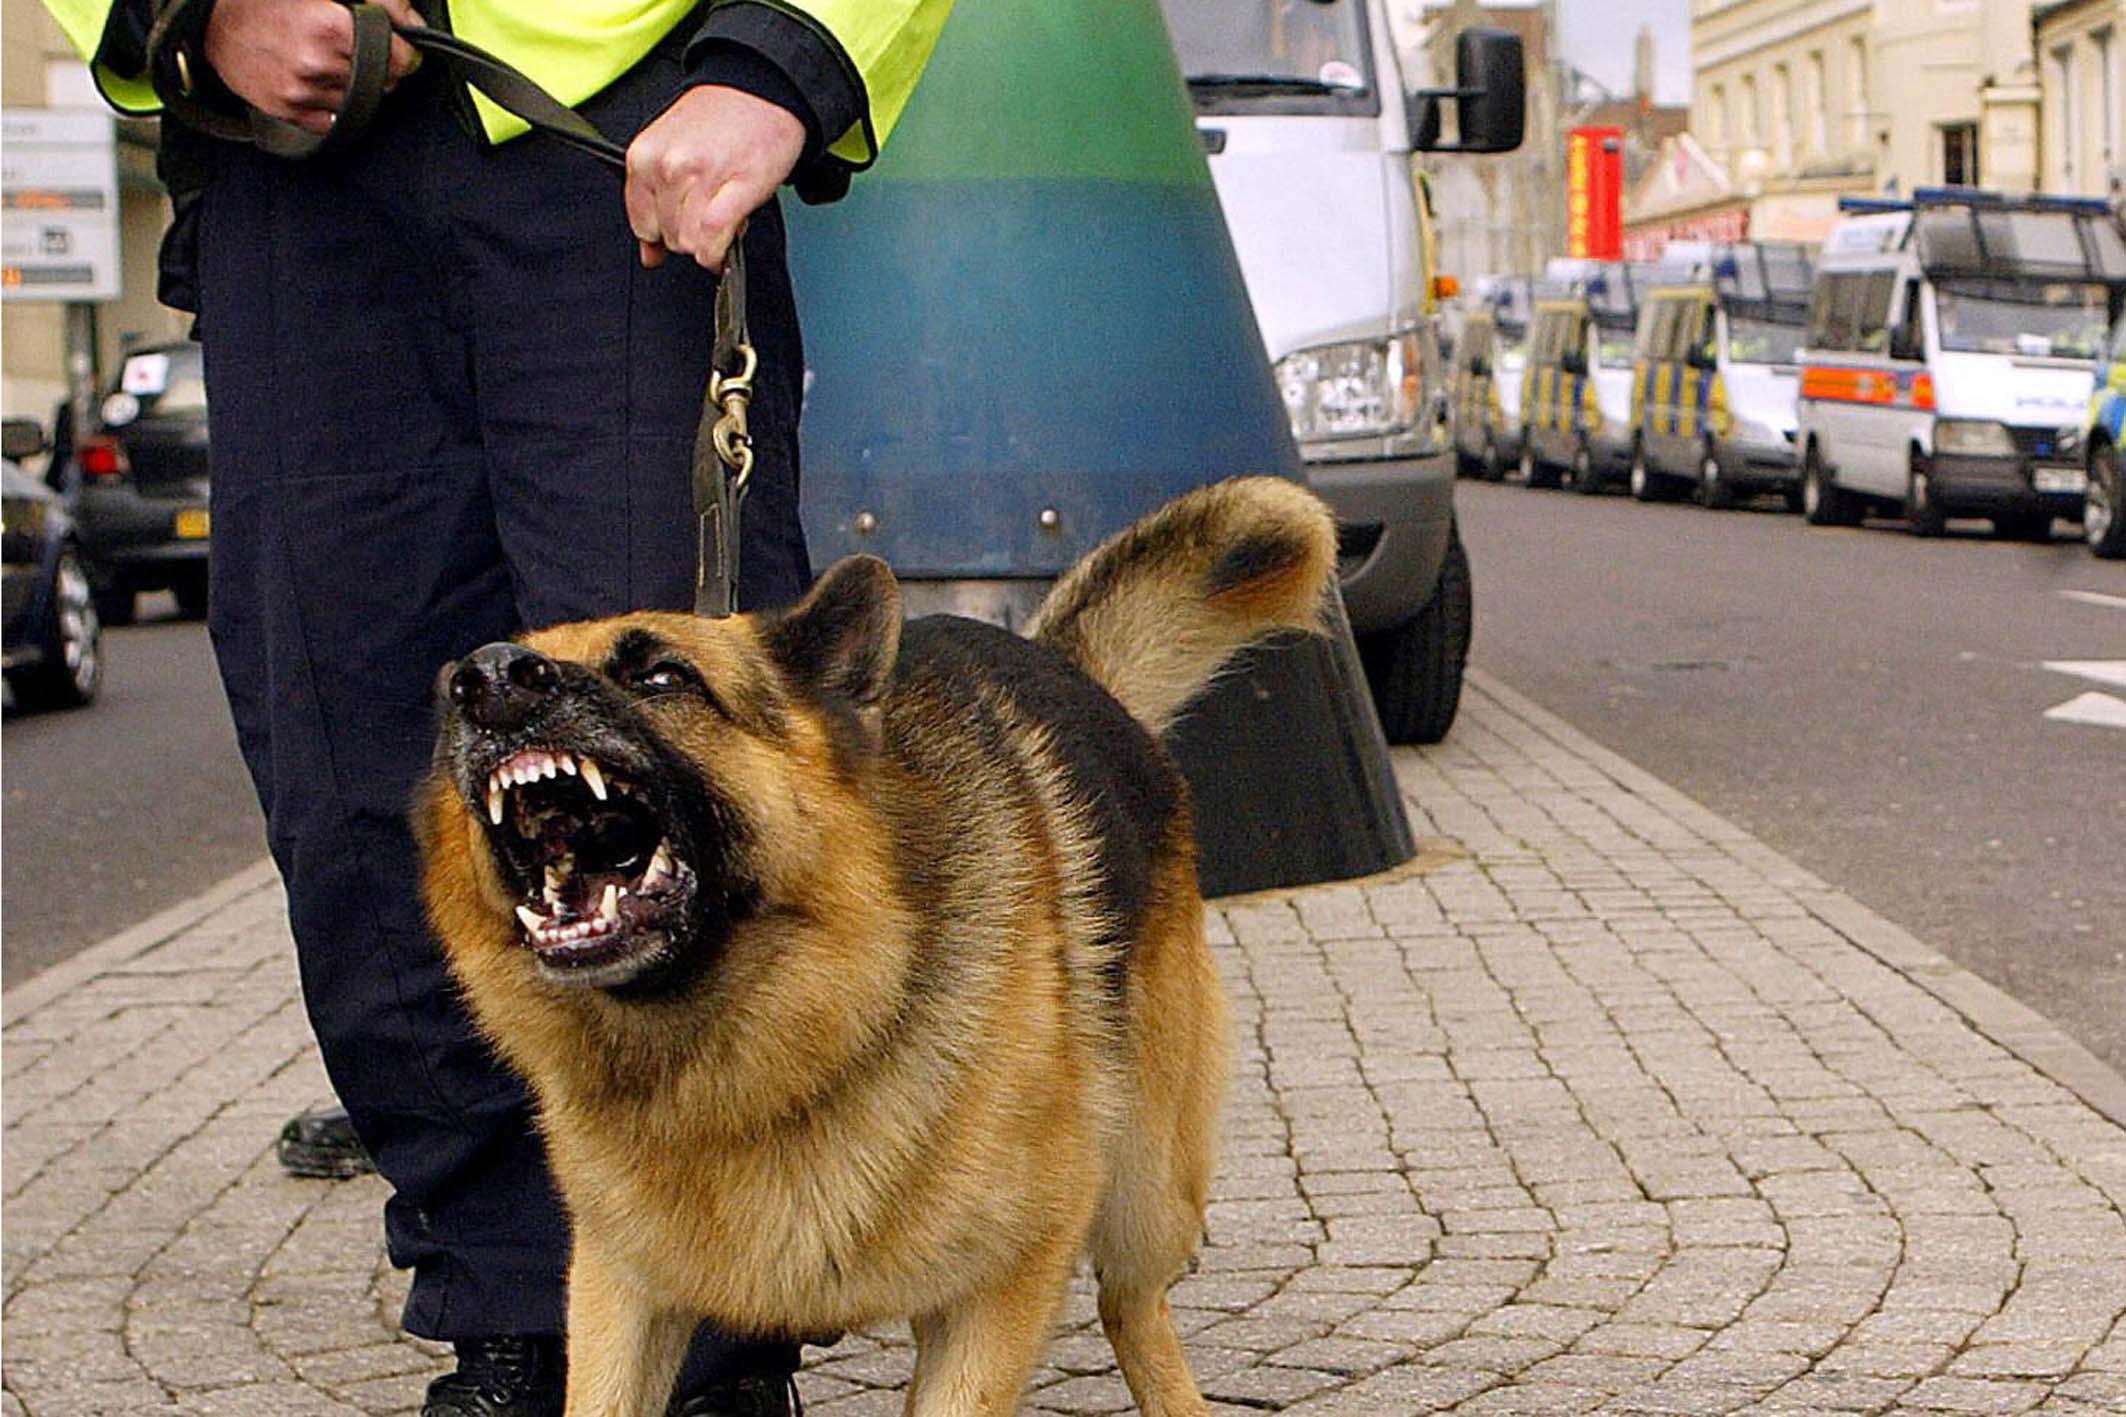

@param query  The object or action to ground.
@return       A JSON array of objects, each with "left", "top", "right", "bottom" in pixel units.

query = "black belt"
[{"left": 148, "top": 1, "right": 755, "bottom": 616}]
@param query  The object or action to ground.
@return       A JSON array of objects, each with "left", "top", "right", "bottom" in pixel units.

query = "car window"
[
  {"left": 1933, "top": 278, "right": 2111, "bottom": 359},
  {"left": 105, "top": 345, "right": 206, "bottom": 421}
]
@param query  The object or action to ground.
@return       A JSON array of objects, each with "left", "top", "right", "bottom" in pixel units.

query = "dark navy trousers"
[{"left": 195, "top": 49, "right": 807, "bottom": 1373}]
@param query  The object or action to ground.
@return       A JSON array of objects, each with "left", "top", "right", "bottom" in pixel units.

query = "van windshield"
[
  {"left": 1160, "top": 0, "right": 1375, "bottom": 111},
  {"left": 1725, "top": 316, "right": 1804, "bottom": 366},
  {"left": 1934, "top": 279, "right": 2111, "bottom": 360}
]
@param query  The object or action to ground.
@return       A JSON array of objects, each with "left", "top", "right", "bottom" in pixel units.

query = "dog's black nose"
[{"left": 448, "top": 643, "right": 559, "bottom": 732}]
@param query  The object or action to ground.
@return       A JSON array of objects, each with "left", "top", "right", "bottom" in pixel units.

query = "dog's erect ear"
[{"left": 766, "top": 555, "right": 902, "bottom": 707}]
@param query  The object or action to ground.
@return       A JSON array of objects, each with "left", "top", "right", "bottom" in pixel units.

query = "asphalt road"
[
  {"left": 2, "top": 595, "right": 262, "bottom": 986},
  {"left": 1455, "top": 479, "right": 2126, "bottom": 1075}
]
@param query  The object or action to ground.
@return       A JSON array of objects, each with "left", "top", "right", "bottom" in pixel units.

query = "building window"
[
  {"left": 1773, "top": 63, "right": 1794, "bottom": 169},
  {"left": 1848, "top": 37, "right": 1870, "bottom": 151},
  {"left": 1941, "top": 121, "right": 1980, "bottom": 186},
  {"left": 1708, "top": 83, "right": 1727, "bottom": 150},
  {"left": 1741, "top": 73, "right": 1760, "bottom": 146},
  {"left": 2055, "top": 45, "right": 2080, "bottom": 187},
  {"left": 1806, "top": 51, "right": 1827, "bottom": 156},
  {"left": 2097, "top": 29, "right": 2117, "bottom": 181}
]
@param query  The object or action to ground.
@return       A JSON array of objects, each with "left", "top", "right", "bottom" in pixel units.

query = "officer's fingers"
[
  {"left": 685, "top": 180, "right": 764, "bottom": 275},
  {"left": 374, "top": 0, "right": 425, "bottom": 85},
  {"left": 639, "top": 240, "right": 667, "bottom": 269},
  {"left": 623, "top": 143, "right": 668, "bottom": 256}
]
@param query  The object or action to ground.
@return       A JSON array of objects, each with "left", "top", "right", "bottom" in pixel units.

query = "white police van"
[{"left": 1796, "top": 189, "right": 2126, "bottom": 539}]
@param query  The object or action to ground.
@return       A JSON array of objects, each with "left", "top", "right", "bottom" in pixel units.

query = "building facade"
[
  {"left": 2035, "top": 0, "right": 2125, "bottom": 197},
  {"left": 2, "top": 0, "right": 187, "bottom": 429}
]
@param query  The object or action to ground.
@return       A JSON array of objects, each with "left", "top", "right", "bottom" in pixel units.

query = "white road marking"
[
  {"left": 2043, "top": 660, "right": 2126, "bottom": 689},
  {"left": 2043, "top": 690, "right": 2126, "bottom": 729},
  {"left": 2058, "top": 588, "right": 2126, "bottom": 611}
]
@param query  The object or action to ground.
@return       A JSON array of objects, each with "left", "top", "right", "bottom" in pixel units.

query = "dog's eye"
[{"left": 630, "top": 660, "right": 702, "bottom": 696}]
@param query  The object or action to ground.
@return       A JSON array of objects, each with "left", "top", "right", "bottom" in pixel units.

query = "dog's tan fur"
[{"left": 418, "top": 477, "right": 1337, "bottom": 1416}]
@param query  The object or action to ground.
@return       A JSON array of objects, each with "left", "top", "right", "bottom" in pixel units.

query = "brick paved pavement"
[{"left": 7, "top": 672, "right": 2124, "bottom": 1417}]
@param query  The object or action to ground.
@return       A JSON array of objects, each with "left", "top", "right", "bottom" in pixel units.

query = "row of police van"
[{"left": 1446, "top": 188, "right": 2126, "bottom": 559}]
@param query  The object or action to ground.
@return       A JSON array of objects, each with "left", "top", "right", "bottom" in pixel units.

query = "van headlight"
[
  {"left": 1935, "top": 420, "right": 2015, "bottom": 457},
  {"left": 1276, "top": 332, "right": 1423, "bottom": 442}
]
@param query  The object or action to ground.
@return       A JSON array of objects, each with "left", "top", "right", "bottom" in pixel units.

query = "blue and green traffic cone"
[{"left": 786, "top": 0, "right": 1414, "bottom": 895}]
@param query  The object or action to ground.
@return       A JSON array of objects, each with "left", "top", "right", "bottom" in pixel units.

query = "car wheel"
[
  {"left": 1906, "top": 459, "right": 1947, "bottom": 537},
  {"left": 2088, "top": 442, "right": 2126, "bottom": 559},
  {"left": 1568, "top": 439, "right": 1602, "bottom": 495},
  {"left": 11, "top": 545, "right": 103, "bottom": 710},
  {"left": 1801, "top": 445, "right": 1860, "bottom": 527},
  {"left": 1359, "top": 522, "right": 1471, "bottom": 746},
  {"left": 172, "top": 566, "right": 209, "bottom": 619},
  {"left": 1992, "top": 510, "right": 2053, "bottom": 542},
  {"left": 1481, "top": 430, "right": 1507, "bottom": 483},
  {"left": 1699, "top": 446, "right": 1736, "bottom": 510}
]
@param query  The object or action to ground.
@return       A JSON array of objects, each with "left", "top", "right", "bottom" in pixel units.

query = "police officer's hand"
[
  {"left": 626, "top": 86, "right": 806, "bottom": 274},
  {"left": 205, "top": 0, "right": 426, "bottom": 136}
]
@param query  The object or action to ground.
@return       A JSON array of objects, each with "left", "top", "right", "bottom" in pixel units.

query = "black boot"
[
  {"left": 668, "top": 1373, "right": 797, "bottom": 1416},
  {"left": 422, "top": 1336, "right": 566, "bottom": 1417},
  {"left": 276, "top": 1102, "right": 376, "bottom": 1178}
]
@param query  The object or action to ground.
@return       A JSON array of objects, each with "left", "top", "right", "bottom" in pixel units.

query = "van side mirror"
[
  {"left": 2, "top": 417, "right": 49, "bottom": 463},
  {"left": 1686, "top": 342, "right": 1718, "bottom": 371},
  {"left": 1410, "top": 29, "right": 1526, "bottom": 155}
]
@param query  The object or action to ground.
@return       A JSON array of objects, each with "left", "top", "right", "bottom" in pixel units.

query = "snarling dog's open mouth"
[
  {"left": 476, "top": 746, "right": 698, "bottom": 978},
  {"left": 433, "top": 638, "right": 736, "bottom": 991}
]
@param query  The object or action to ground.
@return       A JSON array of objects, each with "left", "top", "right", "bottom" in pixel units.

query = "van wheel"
[
  {"left": 1360, "top": 523, "right": 1471, "bottom": 746},
  {"left": 1568, "top": 440, "right": 1603, "bottom": 495},
  {"left": 1481, "top": 431, "right": 1507, "bottom": 482},
  {"left": 1801, "top": 445, "right": 1861, "bottom": 527},
  {"left": 1521, "top": 439, "right": 1560, "bottom": 490},
  {"left": 2088, "top": 443, "right": 2126, "bottom": 558},
  {"left": 1906, "top": 459, "right": 1947, "bottom": 537},
  {"left": 1698, "top": 446, "right": 1737, "bottom": 509},
  {"left": 1628, "top": 442, "right": 1664, "bottom": 502}
]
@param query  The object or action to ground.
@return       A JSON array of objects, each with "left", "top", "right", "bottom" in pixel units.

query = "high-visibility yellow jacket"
[{"left": 44, "top": 0, "right": 952, "bottom": 173}]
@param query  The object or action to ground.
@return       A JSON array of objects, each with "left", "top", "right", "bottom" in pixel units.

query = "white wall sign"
[{"left": 1, "top": 108, "right": 121, "bottom": 303}]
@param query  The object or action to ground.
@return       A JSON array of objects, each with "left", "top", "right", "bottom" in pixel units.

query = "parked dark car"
[
  {"left": 68, "top": 341, "right": 211, "bottom": 624},
  {"left": 4, "top": 443, "right": 103, "bottom": 711}
]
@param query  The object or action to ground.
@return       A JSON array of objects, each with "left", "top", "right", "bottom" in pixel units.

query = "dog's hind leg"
[
  {"left": 1088, "top": 846, "right": 1226, "bottom": 1417},
  {"left": 902, "top": 1226, "right": 1082, "bottom": 1417},
  {"left": 563, "top": 1242, "right": 692, "bottom": 1417}
]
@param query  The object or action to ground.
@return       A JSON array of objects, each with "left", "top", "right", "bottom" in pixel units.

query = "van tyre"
[
  {"left": 1906, "top": 459, "right": 1947, "bottom": 537},
  {"left": 1360, "top": 523, "right": 1471, "bottom": 746},
  {"left": 1481, "top": 430, "right": 1507, "bottom": 482},
  {"left": 2087, "top": 442, "right": 2125, "bottom": 558},
  {"left": 1698, "top": 445, "right": 1737, "bottom": 509},
  {"left": 1628, "top": 442, "right": 1665, "bottom": 502},
  {"left": 1801, "top": 445, "right": 1861, "bottom": 527},
  {"left": 1521, "top": 439, "right": 1560, "bottom": 490},
  {"left": 1568, "top": 439, "right": 1603, "bottom": 495}
]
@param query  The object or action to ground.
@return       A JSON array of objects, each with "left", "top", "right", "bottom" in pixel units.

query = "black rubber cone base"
[{"left": 1165, "top": 594, "right": 1416, "bottom": 898}]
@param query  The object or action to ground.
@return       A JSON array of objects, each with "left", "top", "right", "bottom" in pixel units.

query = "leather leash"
[{"left": 158, "top": 3, "right": 756, "bottom": 616}]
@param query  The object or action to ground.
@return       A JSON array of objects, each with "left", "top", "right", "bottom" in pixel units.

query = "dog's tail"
[{"left": 1025, "top": 476, "right": 1338, "bottom": 736}]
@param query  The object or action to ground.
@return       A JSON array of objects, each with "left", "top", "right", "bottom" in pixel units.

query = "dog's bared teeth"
[
  {"left": 538, "top": 755, "right": 556, "bottom": 781},
  {"left": 515, "top": 904, "right": 544, "bottom": 935},
  {"left": 580, "top": 758, "right": 607, "bottom": 802},
  {"left": 557, "top": 753, "right": 577, "bottom": 777},
  {"left": 642, "top": 840, "right": 674, "bottom": 889},
  {"left": 487, "top": 780, "right": 506, "bottom": 825},
  {"left": 543, "top": 866, "right": 567, "bottom": 909},
  {"left": 599, "top": 882, "right": 621, "bottom": 922}
]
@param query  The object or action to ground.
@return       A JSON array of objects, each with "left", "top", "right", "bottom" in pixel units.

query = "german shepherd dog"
[{"left": 418, "top": 477, "right": 1336, "bottom": 1416}]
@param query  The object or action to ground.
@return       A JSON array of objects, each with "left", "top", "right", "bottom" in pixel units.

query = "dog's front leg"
[
  {"left": 565, "top": 1241, "right": 691, "bottom": 1417},
  {"left": 901, "top": 1231, "right": 1080, "bottom": 1417}
]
